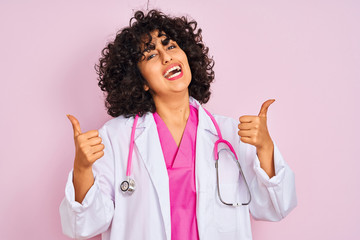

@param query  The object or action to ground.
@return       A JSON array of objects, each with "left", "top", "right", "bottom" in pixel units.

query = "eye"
[
  {"left": 168, "top": 45, "right": 176, "bottom": 50},
  {"left": 146, "top": 54, "right": 156, "bottom": 61}
]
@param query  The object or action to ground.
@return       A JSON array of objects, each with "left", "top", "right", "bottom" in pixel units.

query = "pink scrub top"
[{"left": 153, "top": 105, "right": 199, "bottom": 240}]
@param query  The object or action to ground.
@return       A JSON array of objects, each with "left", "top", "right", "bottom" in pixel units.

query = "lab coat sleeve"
[
  {"left": 243, "top": 141, "right": 297, "bottom": 221},
  {"left": 59, "top": 124, "right": 115, "bottom": 239}
]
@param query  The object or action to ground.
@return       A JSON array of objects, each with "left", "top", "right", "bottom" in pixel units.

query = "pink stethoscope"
[{"left": 120, "top": 108, "right": 252, "bottom": 206}]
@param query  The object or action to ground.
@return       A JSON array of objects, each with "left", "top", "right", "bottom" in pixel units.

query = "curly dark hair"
[{"left": 95, "top": 9, "right": 215, "bottom": 118}]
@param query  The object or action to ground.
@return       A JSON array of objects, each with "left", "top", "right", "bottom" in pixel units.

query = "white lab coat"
[{"left": 59, "top": 97, "right": 297, "bottom": 240}]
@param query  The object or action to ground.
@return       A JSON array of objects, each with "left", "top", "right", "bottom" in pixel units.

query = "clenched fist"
[{"left": 67, "top": 114, "right": 105, "bottom": 171}]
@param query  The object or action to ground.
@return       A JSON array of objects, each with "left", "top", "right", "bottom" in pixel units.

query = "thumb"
[
  {"left": 258, "top": 99, "right": 275, "bottom": 117},
  {"left": 67, "top": 114, "right": 82, "bottom": 137}
]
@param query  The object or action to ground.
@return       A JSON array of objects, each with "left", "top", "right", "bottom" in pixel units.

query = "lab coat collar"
[
  {"left": 189, "top": 97, "right": 218, "bottom": 137},
  {"left": 126, "top": 97, "right": 218, "bottom": 136}
]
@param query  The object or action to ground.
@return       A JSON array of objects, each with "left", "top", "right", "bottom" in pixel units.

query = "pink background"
[{"left": 1, "top": 0, "right": 359, "bottom": 239}]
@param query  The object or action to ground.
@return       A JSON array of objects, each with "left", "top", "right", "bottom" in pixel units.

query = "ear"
[{"left": 144, "top": 84, "right": 149, "bottom": 91}]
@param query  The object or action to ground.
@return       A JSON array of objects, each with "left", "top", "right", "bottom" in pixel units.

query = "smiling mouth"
[{"left": 163, "top": 65, "right": 182, "bottom": 79}]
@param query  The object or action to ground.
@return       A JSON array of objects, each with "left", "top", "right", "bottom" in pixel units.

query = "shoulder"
[
  {"left": 98, "top": 115, "right": 133, "bottom": 139},
  {"left": 103, "top": 115, "right": 131, "bottom": 128},
  {"left": 98, "top": 113, "right": 153, "bottom": 139},
  {"left": 196, "top": 103, "right": 238, "bottom": 135},
  {"left": 212, "top": 114, "right": 238, "bottom": 130},
  {"left": 210, "top": 113, "right": 240, "bottom": 144}
]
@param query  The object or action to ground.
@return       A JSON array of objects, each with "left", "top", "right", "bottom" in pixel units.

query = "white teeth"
[
  {"left": 167, "top": 71, "right": 181, "bottom": 79},
  {"left": 164, "top": 66, "right": 181, "bottom": 78}
]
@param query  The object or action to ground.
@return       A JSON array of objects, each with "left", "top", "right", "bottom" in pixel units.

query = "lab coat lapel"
[
  {"left": 191, "top": 99, "right": 219, "bottom": 239},
  {"left": 133, "top": 114, "right": 171, "bottom": 240}
]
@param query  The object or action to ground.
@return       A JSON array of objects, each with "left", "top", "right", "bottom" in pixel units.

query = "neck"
[{"left": 153, "top": 92, "right": 190, "bottom": 125}]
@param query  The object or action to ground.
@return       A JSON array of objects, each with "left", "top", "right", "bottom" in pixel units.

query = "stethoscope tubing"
[
  {"left": 123, "top": 108, "right": 252, "bottom": 206},
  {"left": 126, "top": 114, "right": 139, "bottom": 177}
]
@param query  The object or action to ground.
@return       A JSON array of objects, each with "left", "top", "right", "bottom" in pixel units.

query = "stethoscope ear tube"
[
  {"left": 215, "top": 157, "right": 251, "bottom": 206},
  {"left": 235, "top": 160, "right": 251, "bottom": 206},
  {"left": 214, "top": 139, "right": 252, "bottom": 206}
]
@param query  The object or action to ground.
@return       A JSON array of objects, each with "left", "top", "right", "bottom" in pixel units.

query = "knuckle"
[
  {"left": 84, "top": 146, "right": 92, "bottom": 154},
  {"left": 74, "top": 135, "right": 81, "bottom": 142},
  {"left": 77, "top": 134, "right": 85, "bottom": 142},
  {"left": 88, "top": 156, "right": 95, "bottom": 163},
  {"left": 95, "top": 151, "right": 104, "bottom": 161}
]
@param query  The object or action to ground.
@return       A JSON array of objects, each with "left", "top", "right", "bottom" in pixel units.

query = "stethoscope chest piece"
[{"left": 120, "top": 178, "right": 136, "bottom": 193}]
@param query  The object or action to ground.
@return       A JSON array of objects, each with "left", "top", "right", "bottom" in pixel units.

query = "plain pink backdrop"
[{"left": 1, "top": 0, "right": 359, "bottom": 239}]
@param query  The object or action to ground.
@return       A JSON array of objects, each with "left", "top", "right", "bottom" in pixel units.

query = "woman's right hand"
[
  {"left": 67, "top": 114, "right": 105, "bottom": 171},
  {"left": 67, "top": 114, "right": 105, "bottom": 203}
]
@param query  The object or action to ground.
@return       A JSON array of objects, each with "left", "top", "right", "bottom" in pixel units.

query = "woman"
[{"left": 60, "top": 9, "right": 297, "bottom": 240}]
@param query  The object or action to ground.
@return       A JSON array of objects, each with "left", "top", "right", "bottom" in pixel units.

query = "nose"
[{"left": 161, "top": 50, "right": 172, "bottom": 64}]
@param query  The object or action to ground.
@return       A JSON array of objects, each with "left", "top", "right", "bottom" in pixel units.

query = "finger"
[
  {"left": 258, "top": 99, "right": 275, "bottom": 117},
  {"left": 239, "top": 115, "right": 255, "bottom": 123},
  {"left": 238, "top": 122, "right": 253, "bottom": 130},
  {"left": 67, "top": 114, "right": 82, "bottom": 137},
  {"left": 238, "top": 129, "right": 252, "bottom": 137},
  {"left": 90, "top": 151, "right": 104, "bottom": 162},
  {"left": 87, "top": 137, "right": 103, "bottom": 146},
  {"left": 83, "top": 130, "right": 99, "bottom": 139},
  {"left": 240, "top": 136, "right": 252, "bottom": 144},
  {"left": 91, "top": 144, "right": 105, "bottom": 154}
]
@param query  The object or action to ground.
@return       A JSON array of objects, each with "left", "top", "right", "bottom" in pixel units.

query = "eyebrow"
[{"left": 141, "top": 36, "right": 171, "bottom": 54}]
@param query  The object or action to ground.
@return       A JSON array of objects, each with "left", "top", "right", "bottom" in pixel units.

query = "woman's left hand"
[
  {"left": 238, "top": 99, "right": 275, "bottom": 148},
  {"left": 238, "top": 99, "right": 276, "bottom": 177}
]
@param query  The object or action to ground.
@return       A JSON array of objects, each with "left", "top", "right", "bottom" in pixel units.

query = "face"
[{"left": 137, "top": 30, "right": 192, "bottom": 99}]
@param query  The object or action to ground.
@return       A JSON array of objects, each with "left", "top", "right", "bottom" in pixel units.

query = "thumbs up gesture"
[
  {"left": 238, "top": 100, "right": 276, "bottom": 177},
  {"left": 67, "top": 114, "right": 105, "bottom": 171},
  {"left": 238, "top": 99, "right": 275, "bottom": 150}
]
